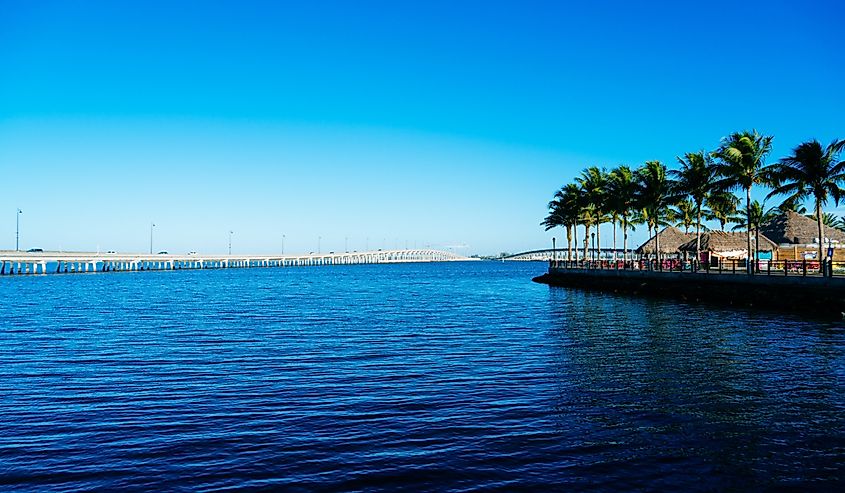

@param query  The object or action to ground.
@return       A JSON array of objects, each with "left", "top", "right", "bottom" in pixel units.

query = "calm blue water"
[{"left": 1, "top": 262, "right": 844, "bottom": 491}]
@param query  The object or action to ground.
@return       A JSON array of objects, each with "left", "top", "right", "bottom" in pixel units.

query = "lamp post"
[
  {"left": 282, "top": 234, "right": 285, "bottom": 255},
  {"left": 228, "top": 231, "right": 233, "bottom": 255},
  {"left": 318, "top": 236, "right": 321, "bottom": 254},
  {"left": 345, "top": 236, "right": 348, "bottom": 253},
  {"left": 150, "top": 222, "right": 155, "bottom": 254},
  {"left": 15, "top": 209, "right": 22, "bottom": 251},
  {"left": 552, "top": 237, "right": 556, "bottom": 267},
  {"left": 591, "top": 232, "right": 596, "bottom": 263}
]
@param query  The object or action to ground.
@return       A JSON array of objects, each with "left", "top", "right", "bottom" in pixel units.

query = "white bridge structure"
[{"left": 0, "top": 249, "right": 475, "bottom": 276}]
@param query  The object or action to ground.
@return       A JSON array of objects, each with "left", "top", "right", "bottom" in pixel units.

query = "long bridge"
[{"left": 0, "top": 249, "right": 475, "bottom": 276}]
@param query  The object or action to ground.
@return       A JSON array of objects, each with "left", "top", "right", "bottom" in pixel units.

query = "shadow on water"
[{"left": 543, "top": 286, "right": 845, "bottom": 491}]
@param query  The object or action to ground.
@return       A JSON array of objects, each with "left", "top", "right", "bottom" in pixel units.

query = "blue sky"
[{"left": 1, "top": 0, "right": 843, "bottom": 255}]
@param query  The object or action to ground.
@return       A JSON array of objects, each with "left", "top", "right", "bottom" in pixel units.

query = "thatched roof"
[
  {"left": 761, "top": 210, "right": 845, "bottom": 245},
  {"left": 678, "top": 231, "right": 778, "bottom": 253},
  {"left": 636, "top": 226, "right": 695, "bottom": 254}
]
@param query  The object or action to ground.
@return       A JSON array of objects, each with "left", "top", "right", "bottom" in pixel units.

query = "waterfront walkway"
[
  {"left": 0, "top": 249, "right": 476, "bottom": 276},
  {"left": 549, "top": 258, "right": 844, "bottom": 278}
]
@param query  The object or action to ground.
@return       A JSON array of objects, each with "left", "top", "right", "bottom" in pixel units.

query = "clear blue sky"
[{"left": 1, "top": 0, "right": 843, "bottom": 255}]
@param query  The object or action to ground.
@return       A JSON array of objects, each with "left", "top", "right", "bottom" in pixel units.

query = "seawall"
[{"left": 533, "top": 268, "right": 845, "bottom": 315}]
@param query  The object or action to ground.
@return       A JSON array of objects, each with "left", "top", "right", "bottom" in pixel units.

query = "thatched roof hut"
[
  {"left": 761, "top": 210, "right": 845, "bottom": 245},
  {"left": 678, "top": 231, "right": 777, "bottom": 256},
  {"left": 636, "top": 226, "right": 694, "bottom": 254}
]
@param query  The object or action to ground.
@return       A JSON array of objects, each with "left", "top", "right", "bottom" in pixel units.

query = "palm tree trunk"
[
  {"left": 583, "top": 224, "right": 589, "bottom": 261},
  {"left": 612, "top": 219, "right": 617, "bottom": 262},
  {"left": 746, "top": 187, "right": 753, "bottom": 275},
  {"left": 695, "top": 202, "right": 702, "bottom": 266},
  {"left": 596, "top": 224, "right": 601, "bottom": 263},
  {"left": 573, "top": 223, "right": 578, "bottom": 263},
  {"left": 654, "top": 217, "right": 661, "bottom": 269},
  {"left": 566, "top": 225, "right": 572, "bottom": 262},
  {"left": 622, "top": 216, "right": 628, "bottom": 263},
  {"left": 817, "top": 199, "right": 825, "bottom": 269}
]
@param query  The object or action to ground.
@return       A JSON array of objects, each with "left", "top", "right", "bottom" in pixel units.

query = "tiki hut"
[
  {"left": 760, "top": 210, "right": 845, "bottom": 246},
  {"left": 635, "top": 226, "right": 694, "bottom": 256},
  {"left": 678, "top": 231, "right": 778, "bottom": 261}
]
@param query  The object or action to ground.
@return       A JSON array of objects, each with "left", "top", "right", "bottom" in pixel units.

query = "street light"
[
  {"left": 318, "top": 236, "right": 321, "bottom": 254},
  {"left": 345, "top": 236, "right": 348, "bottom": 253},
  {"left": 150, "top": 222, "right": 155, "bottom": 254},
  {"left": 229, "top": 230, "right": 234, "bottom": 255},
  {"left": 15, "top": 209, "right": 22, "bottom": 251},
  {"left": 591, "top": 232, "right": 596, "bottom": 262},
  {"left": 282, "top": 234, "right": 285, "bottom": 255}
]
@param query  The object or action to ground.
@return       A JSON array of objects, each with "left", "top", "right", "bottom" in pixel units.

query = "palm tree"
[
  {"left": 705, "top": 191, "right": 741, "bottom": 231},
  {"left": 732, "top": 200, "right": 777, "bottom": 269},
  {"left": 777, "top": 197, "right": 807, "bottom": 214},
  {"left": 549, "top": 183, "right": 582, "bottom": 261},
  {"left": 542, "top": 198, "right": 566, "bottom": 260},
  {"left": 835, "top": 216, "right": 845, "bottom": 233},
  {"left": 767, "top": 139, "right": 845, "bottom": 263},
  {"left": 578, "top": 167, "right": 608, "bottom": 261},
  {"left": 712, "top": 130, "right": 774, "bottom": 274},
  {"left": 608, "top": 166, "right": 638, "bottom": 262},
  {"left": 808, "top": 212, "right": 840, "bottom": 228},
  {"left": 635, "top": 160, "right": 678, "bottom": 268},
  {"left": 671, "top": 199, "right": 696, "bottom": 233},
  {"left": 672, "top": 151, "right": 715, "bottom": 263}
]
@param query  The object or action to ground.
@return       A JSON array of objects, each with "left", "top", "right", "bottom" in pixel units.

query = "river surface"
[{"left": 1, "top": 262, "right": 843, "bottom": 491}]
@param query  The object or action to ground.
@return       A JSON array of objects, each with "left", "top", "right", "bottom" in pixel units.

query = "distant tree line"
[{"left": 542, "top": 131, "right": 845, "bottom": 274}]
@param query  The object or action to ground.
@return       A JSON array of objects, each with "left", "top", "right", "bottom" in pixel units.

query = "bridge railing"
[{"left": 550, "top": 258, "right": 845, "bottom": 278}]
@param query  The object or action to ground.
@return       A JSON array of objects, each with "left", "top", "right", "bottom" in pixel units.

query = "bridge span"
[{"left": 0, "top": 249, "right": 476, "bottom": 276}]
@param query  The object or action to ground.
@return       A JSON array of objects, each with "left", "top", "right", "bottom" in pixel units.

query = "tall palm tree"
[
  {"left": 578, "top": 167, "right": 608, "bottom": 261},
  {"left": 553, "top": 183, "right": 582, "bottom": 261},
  {"left": 705, "top": 191, "right": 740, "bottom": 231},
  {"left": 767, "top": 139, "right": 845, "bottom": 262},
  {"left": 608, "top": 166, "right": 638, "bottom": 261},
  {"left": 672, "top": 151, "right": 715, "bottom": 263},
  {"left": 542, "top": 197, "right": 566, "bottom": 260},
  {"left": 635, "top": 160, "right": 678, "bottom": 267},
  {"left": 712, "top": 130, "right": 774, "bottom": 273}
]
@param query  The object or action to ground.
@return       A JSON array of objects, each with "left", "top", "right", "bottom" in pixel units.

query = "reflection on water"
[
  {"left": 547, "top": 288, "right": 845, "bottom": 490},
  {"left": 0, "top": 262, "right": 842, "bottom": 491}
]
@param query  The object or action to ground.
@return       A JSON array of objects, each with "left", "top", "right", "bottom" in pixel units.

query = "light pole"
[
  {"left": 591, "top": 232, "right": 596, "bottom": 263},
  {"left": 150, "top": 222, "right": 155, "bottom": 254},
  {"left": 345, "top": 236, "right": 348, "bottom": 253},
  {"left": 318, "top": 236, "right": 321, "bottom": 254},
  {"left": 15, "top": 209, "right": 22, "bottom": 251},
  {"left": 552, "top": 237, "right": 556, "bottom": 266},
  {"left": 282, "top": 234, "right": 285, "bottom": 255},
  {"left": 228, "top": 231, "right": 233, "bottom": 255}
]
